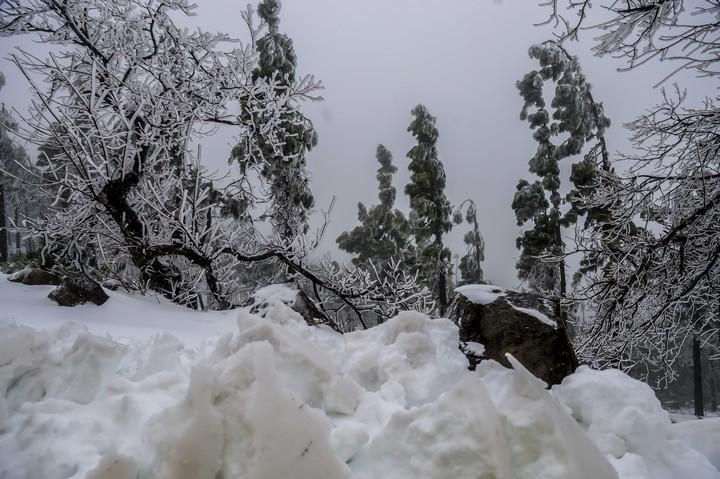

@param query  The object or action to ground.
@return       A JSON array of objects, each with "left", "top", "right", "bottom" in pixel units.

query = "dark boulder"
[
  {"left": 48, "top": 276, "right": 109, "bottom": 307},
  {"left": 7, "top": 267, "right": 60, "bottom": 286},
  {"left": 449, "top": 284, "right": 578, "bottom": 386}
]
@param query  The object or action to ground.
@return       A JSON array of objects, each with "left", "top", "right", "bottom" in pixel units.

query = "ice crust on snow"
[{"left": 1, "top": 279, "right": 719, "bottom": 479}]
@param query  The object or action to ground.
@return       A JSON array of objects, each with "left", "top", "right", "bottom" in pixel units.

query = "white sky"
[{"left": 0, "top": 1, "right": 715, "bottom": 287}]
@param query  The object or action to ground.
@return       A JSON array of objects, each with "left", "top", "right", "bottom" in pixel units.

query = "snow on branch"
[{"left": 0, "top": 0, "right": 409, "bottom": 330}]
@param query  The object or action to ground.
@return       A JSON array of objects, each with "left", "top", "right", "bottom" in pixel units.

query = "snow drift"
[{"left": 0, "top": 281, "right": 718, "bottom": 479}]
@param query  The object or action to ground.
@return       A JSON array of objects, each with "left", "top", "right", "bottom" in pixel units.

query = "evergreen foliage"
[
  {"left": 231, "top": 0, "right": 318, "bottom": 241},
  {"left": 405, "top": 104, "right": 453, "bottom": 315},
  {"left": 336, "top": 145, "right": 412, "bottom": 273},
  {"left": 454, "top": 200, "right": 485, "bottom": 284},
  {"left": 513, "top": 43, "right": 610, "bottom": 295}
]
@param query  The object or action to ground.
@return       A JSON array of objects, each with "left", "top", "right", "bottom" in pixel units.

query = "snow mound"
[
  {"left": 552, "top": 366, "right": 720, "bottom": 479},
  {"left": 1, "top": 281, "right": 719, "bottom": 479},
  {"left": 246, "top": 284, "right": 300, "bottom": 316},
  {"left": 672, "top": 418, "right": 720, "bottom": 469}
]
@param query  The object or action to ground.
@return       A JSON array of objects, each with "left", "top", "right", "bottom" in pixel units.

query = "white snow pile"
[
  {"left": 1, "top": 281, "right": 719, "bottom": 479},
  {"left": 246, "top": 284, "right": 300, "bottom": 314}
]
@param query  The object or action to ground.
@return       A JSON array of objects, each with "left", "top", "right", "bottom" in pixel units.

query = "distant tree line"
[{"left": 336, "top": 105, "right": 487, "bottom": 319}]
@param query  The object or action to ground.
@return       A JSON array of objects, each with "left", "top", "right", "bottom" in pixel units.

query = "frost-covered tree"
[
  {"left": 0, "top": 0, "right": 427, "bottom": 331},
  {"left": 576, "top": 96, "right": 720, "bottom": 382},
  {"left": 537, "top": 1, "right": 720, "bottom": 394},
  {"left": 453, "top": 199, "right": 485, "bottom": 284},
  {"left": 405, "top": 105, "right": 453, "bottom": 315},
  {"left": 0, "top": 72, "right": 11, "bottom": 263},
  {"left": 337, "top": 144, "right": 412, "bottom": 272},
  {"left": 513, "top": 43, "right": 610, "bottom": 312},
  {"left": 0, "top": 0, "right": 324, "bottom": 306},
  {"left": 230, "top": 0, "right": 318, "bottom": 242},
  {"left": 0, "top": 73, "right": 42, "bottom": 261}
]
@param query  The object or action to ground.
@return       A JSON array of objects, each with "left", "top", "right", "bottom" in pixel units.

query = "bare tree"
[
  {"left": 537, "top": 1, "right": 720, "bottom": 389},
  {"left": 0, "top": 0, "right": 427, "bottom": 330}
]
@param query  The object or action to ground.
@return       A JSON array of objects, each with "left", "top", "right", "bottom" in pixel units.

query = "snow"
[
  {"left": 552, "top": 366, "right": 720, "bottom": 479},
  {"left": 1, "top": 277, "right": 719, "bottom": 479},
  {"left": 248, "top": 284, "right": 299, "bottom": 312},
  {"left": 0, "top": 275, "right": 238, "bottom": 347},
  {"left": 507, "top": 300, "right": 557, "bottom": 328},
  {"left": 455, "top": 283, "right": 506, "bottom": 305},
  {"left": 671, "top": 418, "right": 720, "bottom": 470},
  {"left": 461, "top": 340, "right": 486, "bottom": 356}
]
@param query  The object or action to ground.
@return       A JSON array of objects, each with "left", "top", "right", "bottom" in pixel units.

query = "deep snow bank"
[{"left": 0, "top": 281, "right": 719, "bottom": 479}]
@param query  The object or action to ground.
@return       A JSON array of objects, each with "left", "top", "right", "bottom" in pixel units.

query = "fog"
[{"left": 0, "top": 1, "right": 714, "bottom": 287}]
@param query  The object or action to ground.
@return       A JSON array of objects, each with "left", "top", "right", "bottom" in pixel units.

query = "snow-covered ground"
[{"left": 1, "top": 276, "right": 719, "bottom": 479}]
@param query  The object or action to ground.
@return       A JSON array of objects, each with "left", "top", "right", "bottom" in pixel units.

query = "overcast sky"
[{"left": 0, "top": 1, "right": 714, "bottom": 287}]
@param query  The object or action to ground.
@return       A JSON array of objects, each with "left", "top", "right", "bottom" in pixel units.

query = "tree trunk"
[
  {"left": 438, "top": 265, "right": 447, "bottom": 317},
  {"left": 473, "top": 218, "right": 483, "bottom": 283},
  {"left": 0, "top": 183, "right": 7, "bottom": 263},
  {"left": 434, "top": 231, "right": 448, "bottom": 317},
  {"left": 555, "top": 221, "right": 568, "bottom": 329},
  {"left": 694, "top": 334, "right": 705, "bottom": 417},
  {"left": 14, "top": 208, "right": 21, "bottom": 254}
]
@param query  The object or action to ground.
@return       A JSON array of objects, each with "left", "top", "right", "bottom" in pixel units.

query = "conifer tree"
[
  {"left": 405, "top": 105, "right": 453, "bottom": 315},
  {"left": 337, "top": 145, "right": 411, "bottom": 273},
  {"left": 454, "top": 200, "right": 485, "bottom": 284},
  {"left": 513, "top": 43, "right": 610, "bottom": 307},
  {"left": 231, "top": 0, "right": 317, "bottom": 241}
]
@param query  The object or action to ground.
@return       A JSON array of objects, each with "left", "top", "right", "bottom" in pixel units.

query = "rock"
[
  {"left": 7, "top": 267, "right": 60, "bottom": 286},
  {"left": 244, "top": 284, "right": 333, "bottom": 329},
  {"left": 1, "top": 262, "right": 22, "bottom": 274},
  {"left": 449, "top": 284, "right": 578, "bottom": 386},
  {"left": 48, "top": 276, "right": 109, "bottom": 307},
  {"left": 292, "top": 290, "right": 331, "bottom": 325},
  {"left": 101, "top": 279, "right": 123, "bottom": 291}
]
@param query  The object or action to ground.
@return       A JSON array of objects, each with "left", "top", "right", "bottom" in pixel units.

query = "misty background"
[{"left": 0, "top": 0, "right": 713, "bottom": 287}]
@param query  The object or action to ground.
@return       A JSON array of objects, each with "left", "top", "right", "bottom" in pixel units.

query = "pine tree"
[
  {"left": 454, "top": 200, "right": 485, "bottom": 284},
  {"left": 513, "top": 43, "right": 610, "bottom": 306},
  {"left": 231, "top": 0, "right": 317, "bottom": 241},
  {"left": 405, "top": 105, "right": 453, "bottom": 315},
  {"left": 337, "top": 145, "right": 411, "bottom": 273}
]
